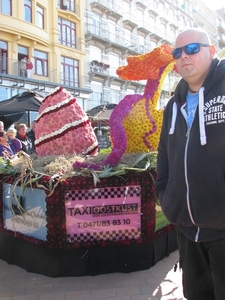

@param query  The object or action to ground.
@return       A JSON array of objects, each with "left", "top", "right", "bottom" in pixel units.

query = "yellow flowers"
[
  {"left": 95, "top": 45, "right": 176, "bottom": 168},
  {"left": 122, "top": 61, "right": 175, "bottom": 152}
]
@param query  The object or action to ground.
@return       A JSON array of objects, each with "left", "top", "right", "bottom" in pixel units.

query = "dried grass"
[{"left": 10, "top": 151, "right": 151, "bottom": 177}]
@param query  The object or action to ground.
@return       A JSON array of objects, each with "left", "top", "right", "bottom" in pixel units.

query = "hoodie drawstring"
[
  {"left": 198, "top": 87, "right": 206, "bottom": 145},
  {"left": 169, "top": 87, "right": 207, "bottom": 146},
  {"left": 169, "top": 102, "right": 177, "bottom": 134}
]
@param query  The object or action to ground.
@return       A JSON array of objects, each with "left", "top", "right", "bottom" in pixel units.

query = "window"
[
  {"left": 139, "top": 35, "right": 145, "bottom": 53},
  {"left": 186, "top": 19, "right": 192, "bottom": 28},
  {"left": 151, "top": 40, "right": 157, "bottom": 49},
  {"left": 58, "top": 0, "right": 75, "bottom": 13},
  {"left": 0, "top": 0, "right": 11, "bottom": 15},
  {"left": 149, "top": 16, "right": 156, "bottom": 28},
  {"left": 92, "top": 14, "right": 101, "bottom": 36},
  {"left": 108, "top": 0, "right": 113, "bottom": 7},
  {"left": 88, "top": 81, "right": 103, "bottom": 109},
  {"left": 108, "top": 20, "right": 116, "bottom": 43},
  {"left": 169, "top": 27, "right": 176, "bottom": 42},
  {"left": 89, "top": 45, "right": 101, "bottom": 62},
  {"left": 108, "top": 53, "right": 119, "bottom": 77},
  {"left": 180, "top": 15, "right": 186, "bottom": 30},
  {"left": 24, "top": 0, "right": 32, "bottom": 22},
  {"left": 137, "top": 9, "right": 144, "bottom": 23},
  {"left": 160, "top": 23, "right": 166, "bottom": 36},
  {"left": 61, "top": 56, "right": 79, "bottom": 87},
  {"left": 158, "top": 1, "right": 164, "bottom": 13},
  {"left": 36, "top": 5, "right": 44, "bottom": 28},
  {"left": 123, "top": 1, "right": 130, "bottom": 14},
  {"left": 34, "top": 50, "right": 48, "bottom": 76},
  {"left": 58, "top": 17, "right": 76, "bottom": 48},
  {"left": 0, "top": 41, "right": 8, "bottom": 74},
  {"left": 110, "top": 85, "right": 121, "bottom": 104},
  {"left": 18, "top": 45, "right": 28, "bottom": 57},
  {"left": 18, "top": 45, "right": 28, "bottom": 76},
  {"left": 124, "top": 28, "right": 131, "bottom": 47},
  {"left": 88, "top": 91, "right": 102, "bottom": 109}
]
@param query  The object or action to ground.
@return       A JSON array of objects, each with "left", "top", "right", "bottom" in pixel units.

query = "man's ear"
[{"left": 209, "top": 44, "right": 216, "bottom": 59}]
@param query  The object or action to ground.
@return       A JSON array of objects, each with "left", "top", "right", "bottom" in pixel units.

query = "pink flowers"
[{"left": 35, "top": 87, "right": 98, "bottom": 157}]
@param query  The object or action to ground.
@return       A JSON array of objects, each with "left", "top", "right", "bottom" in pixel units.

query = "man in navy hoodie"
[{"left": 155, "top": 28, "right": 225, "bottom": 300}]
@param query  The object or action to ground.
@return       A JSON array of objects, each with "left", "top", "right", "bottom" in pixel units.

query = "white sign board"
[{"left": 3, "top": 183, "right": 47, "bottom": 241}]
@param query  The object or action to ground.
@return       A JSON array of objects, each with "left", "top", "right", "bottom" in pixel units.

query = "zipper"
[
  {"left": 183, "top": 111, "right": 200, "bottom": 242},
  {"left": 186, "top": 128, "right": 190, "bottom": 138}
]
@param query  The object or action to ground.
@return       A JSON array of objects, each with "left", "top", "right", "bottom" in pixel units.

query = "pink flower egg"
[{"left": 35, "top": 87, "right": 98, "bottom": 156}]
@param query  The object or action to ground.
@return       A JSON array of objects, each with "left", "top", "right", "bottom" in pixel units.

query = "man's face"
[
  {"left": 18, "top": 127, "right": 27, "bottom": 136},
  {"left": 174, "top": 31, "right": 215, "bottom": 85}
]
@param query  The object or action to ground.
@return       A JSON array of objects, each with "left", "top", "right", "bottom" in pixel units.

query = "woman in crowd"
[
  {"left": 16, "top": 123, "right": 32, "bottom": 154},
  {"left": 0, "top": 131, "right": 22, "bottom": 158}
]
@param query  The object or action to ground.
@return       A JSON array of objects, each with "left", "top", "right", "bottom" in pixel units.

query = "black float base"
[{"left": 0, "top": 229, "right": 177, "bottom": 277}]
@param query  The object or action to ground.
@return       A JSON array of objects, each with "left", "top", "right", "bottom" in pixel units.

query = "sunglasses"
[{"left": 171, "top": 43, "right": 209, "bottom": 59}]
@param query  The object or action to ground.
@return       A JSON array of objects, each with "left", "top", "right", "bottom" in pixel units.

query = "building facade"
[
  {"left": 84, "top": 0, "right": 194, "bottom": 109},
  {"left": 0, "top": 0, "right": 90, "bottom": 122}
]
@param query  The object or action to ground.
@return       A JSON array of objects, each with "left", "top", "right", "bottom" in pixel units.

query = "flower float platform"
[
  {"left": 0, "top": 156, "right": 177, "bottom": 277},
  {"left": 0, "top": 44, "right": 178, "bottom": 277}
]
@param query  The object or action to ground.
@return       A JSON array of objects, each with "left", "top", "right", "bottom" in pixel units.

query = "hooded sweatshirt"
[{"left": 155, "top": 58, "right": 225, "bottom": 242}]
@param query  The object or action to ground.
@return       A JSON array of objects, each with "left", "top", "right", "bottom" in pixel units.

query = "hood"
[
  {"left": 174, "top": 58, "right": 225, "bottom": 105},
  {"left": 169, "top": 58, "right": 225, "bottom": 145}
]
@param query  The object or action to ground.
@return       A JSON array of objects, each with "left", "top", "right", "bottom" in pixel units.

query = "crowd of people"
[{"left": 0, "top": 120, "right": 36, "bottom": 158}]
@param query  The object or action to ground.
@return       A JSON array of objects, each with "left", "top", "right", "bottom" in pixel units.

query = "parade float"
[{"left": 0, "top": 44, "right": 177, "bottom": 277}]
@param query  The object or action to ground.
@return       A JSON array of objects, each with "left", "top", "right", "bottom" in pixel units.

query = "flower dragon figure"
[{"left": 73, "top": 44, "right": 175, "bottom": 170}]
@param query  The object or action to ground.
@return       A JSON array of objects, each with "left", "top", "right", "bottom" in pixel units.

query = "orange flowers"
[{"left": 116, "top": 44, "right": 174, "bottom": 81}]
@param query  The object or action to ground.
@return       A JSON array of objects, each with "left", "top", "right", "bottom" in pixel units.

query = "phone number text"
[{"left": 77, "top": 219, "right": 131, "bottom": 228}]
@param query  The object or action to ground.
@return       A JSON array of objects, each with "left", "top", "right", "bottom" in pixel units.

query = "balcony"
[
  {"left": 90, "top": 60, "right": 110, "bottom": 74},
  {"left": 160, "top": 14, "right": 169, "bottom": 25},
  {"left": 148, "top": 0, "right": 159, "bottom": 18},
  {"left": 149, "top": 27, "right": 164, "bottom": 41},
  {"left": 58, "top": 36, "right": 83, "bottom": 51},
  {"left": 0, "top": 57, "right": 57, "bottom": 82},
  {"left": 85, "top": 24, "right": 142, "bottom": 54},
  {"left": 137, "top": 20, "right": 152, "bottom": 35},
  {"left": 0, "top": 57, "right": 92, "bottom": 96},
  {"left": 170, "top": 19, "right": 179, "bottom": 30},
  {"left": 123, "top": 13, "right": 138, "bottom": 30},
  {"left": 136, "top": 0, "right": 148, "bottom": 10},
  {"left": 90, "top": 0, "right": 122, "bottom": 21},
  {"left": 160, "top": 32, "right": 174, "bottom": 45}
]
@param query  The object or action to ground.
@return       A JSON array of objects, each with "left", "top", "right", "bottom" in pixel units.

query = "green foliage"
[
  {"left": 0, "top": 157, "right": 16, "bottom": 174},
  {"left": 155, "top": 203, "right": 170, "bottom": 231}
]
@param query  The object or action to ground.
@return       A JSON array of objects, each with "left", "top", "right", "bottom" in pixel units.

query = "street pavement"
[{"left": 0, "top": 250, "right": 186, "bottom": 300}]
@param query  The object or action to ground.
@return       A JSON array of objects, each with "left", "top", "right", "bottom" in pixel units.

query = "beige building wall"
[{"left": 0, "top": 0, "right": 87, "bottom": 90}]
